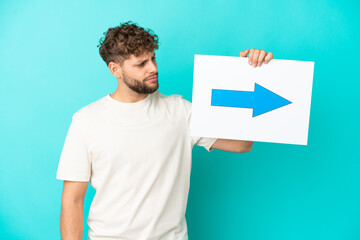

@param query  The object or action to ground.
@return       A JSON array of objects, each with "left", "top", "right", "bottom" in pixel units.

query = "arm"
[
  {"left": 208, "top": 48, "right": 273, "bottom": 153},
  {"left": 210, "top": 139, "right": 253, "bottom": 153},
  {"left": 60, "top": 181, "right": 88, "bottom": 240}
]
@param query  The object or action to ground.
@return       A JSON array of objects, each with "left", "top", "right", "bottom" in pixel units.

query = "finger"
[
  {"left": 264, "top": 52, "right": 274, "bottom": 64},
  {"left": 252, "top": 49, "right": 260, "bottom": 67},
  {"left": 248, "top": 49, "right": 255, "bottom": 64},
  {"left": 257, "top": 50, "right": 267, "bottom": 67},
  {"left": 240, "top": 49, "right": 249, "bottom": 58}
]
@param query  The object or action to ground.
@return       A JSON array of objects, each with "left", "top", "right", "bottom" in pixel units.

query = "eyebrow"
[{"left": 135, "top": 53, "right": 156, "bottom": 65}]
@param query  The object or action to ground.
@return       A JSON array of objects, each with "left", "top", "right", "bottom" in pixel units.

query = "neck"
[{"left": 110, "top": 86, "right": 148, "bottom": 103}]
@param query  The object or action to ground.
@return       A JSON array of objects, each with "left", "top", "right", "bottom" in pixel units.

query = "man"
[{"left": 56, "top": 21, "right": 274, "bottom": 240}]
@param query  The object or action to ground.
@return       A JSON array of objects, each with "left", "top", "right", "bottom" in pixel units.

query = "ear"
[{"left": 108, "top": 61, "right": 122, "bottom": 78}]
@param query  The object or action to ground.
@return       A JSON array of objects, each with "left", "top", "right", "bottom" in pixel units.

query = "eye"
[{"left": 138, "top": 62, "right": 145, "bottom": 67}]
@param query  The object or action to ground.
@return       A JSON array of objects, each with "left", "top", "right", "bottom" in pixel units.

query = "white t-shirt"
[{"left": 56, "top": 90, "right": 218, "bottom": 240}]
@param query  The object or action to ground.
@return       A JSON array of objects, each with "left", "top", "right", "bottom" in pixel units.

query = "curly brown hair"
[{"left": 97, "top": 21, "right": 159, "bottom": 66}]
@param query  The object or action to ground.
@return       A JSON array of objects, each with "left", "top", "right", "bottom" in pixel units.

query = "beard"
[{"left": 122, "top": 71, "right": 159, "bottom": 94}]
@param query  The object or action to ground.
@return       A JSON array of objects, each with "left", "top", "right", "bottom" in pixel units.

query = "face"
[{"left": 120, "top": 51, "right": 159, "bottom": 94}]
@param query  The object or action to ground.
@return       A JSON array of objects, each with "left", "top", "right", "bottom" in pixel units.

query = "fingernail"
[{"left": 249, "top": 61, "right": 252, "bottom": 64}]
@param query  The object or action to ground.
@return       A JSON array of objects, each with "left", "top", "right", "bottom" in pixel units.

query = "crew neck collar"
[{"left": 105, "top": 91, "right": 155, "bottom": 109}]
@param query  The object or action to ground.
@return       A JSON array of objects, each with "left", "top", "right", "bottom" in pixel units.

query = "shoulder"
[
  {"left": 72, "top": 95, "right": 107, "bottom": 122},
  {"left": 156, "top": 91, "right": 192, "bottom": 117},
  {"left": 157, "top": 91, "right": 190, "bottom": 107},
  {"left": 158, "top": 91, "right": 180, "bottom": 101}
]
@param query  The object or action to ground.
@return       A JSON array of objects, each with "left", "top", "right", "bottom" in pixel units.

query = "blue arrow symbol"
[{"left": 211, "top": 83, "right": 292, "bottom": 117}]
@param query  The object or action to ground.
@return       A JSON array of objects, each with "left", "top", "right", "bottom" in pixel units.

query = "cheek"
[{"left": 125, "top": 68, "right": 144, "bottom": 80}]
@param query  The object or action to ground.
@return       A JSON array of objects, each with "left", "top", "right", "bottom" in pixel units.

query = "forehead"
[{"left": 128, "top": 51, "right": 155, "bottom": 62}]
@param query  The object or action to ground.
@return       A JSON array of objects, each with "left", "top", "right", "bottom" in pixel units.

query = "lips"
[{"left": 146, "top": 76, "right": 158, "bottom": 82}]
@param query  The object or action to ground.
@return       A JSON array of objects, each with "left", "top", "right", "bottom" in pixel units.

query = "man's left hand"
[{"left": 240, "top": 49, "right": 274, "bottom": 67}]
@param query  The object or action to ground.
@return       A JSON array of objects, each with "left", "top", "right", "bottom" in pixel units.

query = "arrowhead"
[{"left": 252, "top": 83, "right": 292, "bottom": 117}]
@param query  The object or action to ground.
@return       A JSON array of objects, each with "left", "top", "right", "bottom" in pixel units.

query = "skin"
[
  {"left": 241, "top": 48, "right": 274, "bottom": 67},
  {"left": 210, "top": 48, "right": 274, "bottom": 152},
  {"left": 108, "top": 51, "right": 159, "bottom": 103},
  {"left": 60, "top": 52, "right": 160, "bottom": 240},
  {"left": 107, "top": 48, "right": 274, "bottom": 153},
  {"left": 60, "top": 181, "right": 88, "bottom": 240},
  {"left": 60, "top": 48, "right": 274, "bottom": 239}
]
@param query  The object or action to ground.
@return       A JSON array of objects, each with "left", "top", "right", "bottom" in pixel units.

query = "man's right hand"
[{"left": 60, "top": 181, "right": 88, "bottom": 240}]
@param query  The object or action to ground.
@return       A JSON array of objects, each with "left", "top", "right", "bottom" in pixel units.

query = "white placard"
[{"left": 190, "top": 54, "right": 314, "bottom": 145}]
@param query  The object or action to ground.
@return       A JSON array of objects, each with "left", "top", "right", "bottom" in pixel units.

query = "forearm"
[
  {"left": 210, "top": 139, "right": 253, "bottom": 152},
  {"left": 60, "top": 203, "right": 84, "bottom": 240}
]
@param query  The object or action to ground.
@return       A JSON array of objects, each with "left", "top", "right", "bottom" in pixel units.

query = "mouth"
[{"left": 146, "top": 76, "right": 158, "bottom": 82}]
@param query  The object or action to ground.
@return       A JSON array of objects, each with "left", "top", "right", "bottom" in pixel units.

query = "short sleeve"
[
  {"left": 179, "top": 96, "right": 218, "bottom": 152},
  {"left": 56, "top": 112, "right": 92, "bottom": 181}
]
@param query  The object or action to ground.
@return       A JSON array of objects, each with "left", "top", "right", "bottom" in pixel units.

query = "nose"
[{"left": 148, "top": 59, "right": 157, "bottom": 73}]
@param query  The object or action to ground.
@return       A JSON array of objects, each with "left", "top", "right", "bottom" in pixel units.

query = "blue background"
[{"left": 1, "top": 0, "right": 359, "bottom": 239}]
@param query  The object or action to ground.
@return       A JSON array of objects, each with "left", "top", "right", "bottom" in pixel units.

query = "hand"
[{"left": 240, "top": 49, "right": 274, "bottom": 67}]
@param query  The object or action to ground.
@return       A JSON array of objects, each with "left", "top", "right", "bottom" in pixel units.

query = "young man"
[{"left": 56, "top": 21, "right": 274, "bottom": 240}]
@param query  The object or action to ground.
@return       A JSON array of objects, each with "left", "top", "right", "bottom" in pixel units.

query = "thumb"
[{"left": 240, "top": 49, "right": 249, "bottom": 58}]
